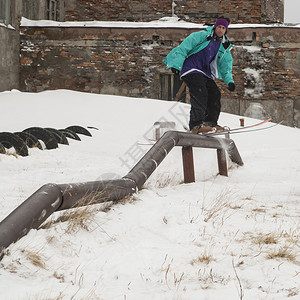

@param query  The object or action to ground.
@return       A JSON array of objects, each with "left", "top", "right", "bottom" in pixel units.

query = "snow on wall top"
[{"left": 20, "top": 17, "right": 300, "bottom": 29}]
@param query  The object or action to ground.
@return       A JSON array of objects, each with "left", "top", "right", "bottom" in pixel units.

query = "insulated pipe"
[
  {"left": 0, "top": 131, "right": 243, "bottom": 260},
  {"left": 57, "top": 132, "right": 243, "bottom": 209},
  {"left": 57, "top": 179, "right": 137, "bottom": 211},
  {"left": 124, "top": 131, "right": 180, "bottom": 188},
  {"left": 124, "top": 131, "right": 243, "bottom": 189},
  {"left": 0, "top": 183, "right": 63, "bottom": 259},
  {"left": 176, "top": 132, "right": 243, "bottom": 165},
  {"left": 0, "top": 180, "right": 137, "bottom": 259}
]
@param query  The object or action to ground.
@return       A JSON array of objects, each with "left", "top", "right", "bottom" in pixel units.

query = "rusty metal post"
[
  {"left": 182, "top": 146, "right": 195, "bottom": 183},
  {"left": 217, "top": 149, "right": 228, "bottom": 176},
  {"left": 240, "top": 118, "right": 245, "bottom": 127}
]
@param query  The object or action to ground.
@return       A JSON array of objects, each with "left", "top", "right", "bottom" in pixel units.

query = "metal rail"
[{"left": 0, "top": 131, "right": 243, "bottom": 259}]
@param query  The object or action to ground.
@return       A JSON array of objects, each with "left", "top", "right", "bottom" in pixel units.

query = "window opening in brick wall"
[
  {"left": 47, "top": 0, "right": 60, "bottom": 21},
  {"left": 160, "top": 73, "right": 189, "bottom": 102},
  {"left": 0, "top": 0, "right": 11, "bottom": 26},
  {"left": 22, "top": 1, "right": 29, "bottom": 19},
  {"left": 22, "top": 0, "right": 36, "bottom": 20}
]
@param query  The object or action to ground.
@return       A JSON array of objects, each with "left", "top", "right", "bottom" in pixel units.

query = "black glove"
[
  {"left": 171, "top": 68, "right": 180, "bottom": 75},
  {"left": 228, "top": 82, "right": 235, "bottom": 91}
]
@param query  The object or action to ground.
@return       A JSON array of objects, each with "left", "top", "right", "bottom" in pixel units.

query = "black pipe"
[{"left": 0, "top": 131, "right": 243, "bottom": 260}]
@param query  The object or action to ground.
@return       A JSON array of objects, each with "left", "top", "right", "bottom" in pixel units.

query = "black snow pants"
[{"left": 182, "top": 73, "right": 221, "bottom": 130}]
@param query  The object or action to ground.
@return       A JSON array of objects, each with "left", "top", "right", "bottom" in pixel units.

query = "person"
[{"left": 164, "top": 17, "right": 235, "bottom": 133}]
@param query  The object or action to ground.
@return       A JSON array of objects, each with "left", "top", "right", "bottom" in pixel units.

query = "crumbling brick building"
[{"left": 1, "top": 0, "right": 300, "bottom": 127}]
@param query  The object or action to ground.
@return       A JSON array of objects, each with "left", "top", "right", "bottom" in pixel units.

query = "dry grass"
[
  {"left": 249, "top": 230, "right": 299, "bottom": 247},
  {"left": 190, "top": 252, "right": 215, "bottom": 265},
  {"left": 53, "top": 271, "right": 65, "bottom": 283},
  {"left": 252, "top": 207, "right": 267, "bottom": 213},
  {"left": 229, "top": 204, "right": 243, "bottom": 210},
  {"left": 238, "top": 230, "right": 299, "bottom": 265},
  {"left": 252, "top": 233, "right": 279, "bottom": 245},
  {"left": 286, "top": 287, "right": 299, "bottom": 297},
  {"left": 197, "top": 268, "right": 230, "bottom": 288},
  {"left": 40, "top": 205, "right": 96, "bottom": 234},
  {"left": 23, "top": 250, "right": 47, "bottom": 269},
  {"left": 40, "top": 189, "right": 112, "bottom": 233},
  {"left": 282, "top": 229, "right": 299, "bottom": 245},
  {"left": 5, "top": 263, "right": 18, "bottom": 274},
  {"left": 266, "top": 246, "right": 297, "bottom": 262},
  {"left": 40, "top": 187, "right": 139, "bottom": 233},
  {"left": 146, "top": 172, "right": 181, "bottom": 188},
  {"left": 46, "top": 235, "right": 55, "bottom": 244},
  {"left": 201, "top": 189, "right": 234, "bottom": 223},
  {"left": 118, "top": 193, "right": 140, "bottom": 205},
  {"left": 64, "top": 206, "right": 96, "bottom": 234}
]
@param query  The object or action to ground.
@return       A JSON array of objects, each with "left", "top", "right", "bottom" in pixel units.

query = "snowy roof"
[{"left": 21, "top": 17, "right": 300, "bottom": 29}]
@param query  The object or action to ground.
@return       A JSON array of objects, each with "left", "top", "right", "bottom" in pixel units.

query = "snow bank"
[{"left": 0, "top": 89, "right": 299, "bottom": 300}]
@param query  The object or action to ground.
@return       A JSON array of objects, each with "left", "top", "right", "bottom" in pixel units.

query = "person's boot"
[{"left": 191, "top": 124, "right": 213, "bottom": 134}]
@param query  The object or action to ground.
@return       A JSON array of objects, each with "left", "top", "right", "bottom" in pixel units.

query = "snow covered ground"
[{"left": 0, "top": 89, "right": 299, "bottom": 300}]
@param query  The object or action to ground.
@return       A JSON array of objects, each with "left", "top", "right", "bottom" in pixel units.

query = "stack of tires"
[{"left": 0, "top": 126, "right": 92, "bottom": 157}]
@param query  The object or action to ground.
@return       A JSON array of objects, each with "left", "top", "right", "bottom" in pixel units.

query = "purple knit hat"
[{"left": 214, "top": 18, "right": 229, "bottom": 30}]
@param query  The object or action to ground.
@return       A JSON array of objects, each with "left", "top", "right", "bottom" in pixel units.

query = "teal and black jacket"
[{"left": 163, "top": 26, "right": 234, "bottom": 85}]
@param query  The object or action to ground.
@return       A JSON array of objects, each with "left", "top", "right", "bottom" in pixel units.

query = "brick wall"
[
  {"left": 219, "top": 27, "right": 300, "bottom": 126},
  {"left": 19, "top": 25, "right": 300, "bottom": 127},
  {"left": 19, "top": 26, "right": 171, "bottom": 97},
  {"left": 65, "top": 0, "right": 283, "bottom": 24}
]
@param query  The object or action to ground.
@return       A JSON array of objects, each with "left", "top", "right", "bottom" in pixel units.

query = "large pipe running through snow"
[{"left": 0, "top": 131, "right": 243, "bottom": 259}]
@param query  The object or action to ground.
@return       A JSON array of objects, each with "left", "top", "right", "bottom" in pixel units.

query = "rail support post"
[
  {"left": 217, "top": 149, "right": 228, "bottom": 176},
  {"left": 182, "top": 146, "right": 195, "bottom": 183}
]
